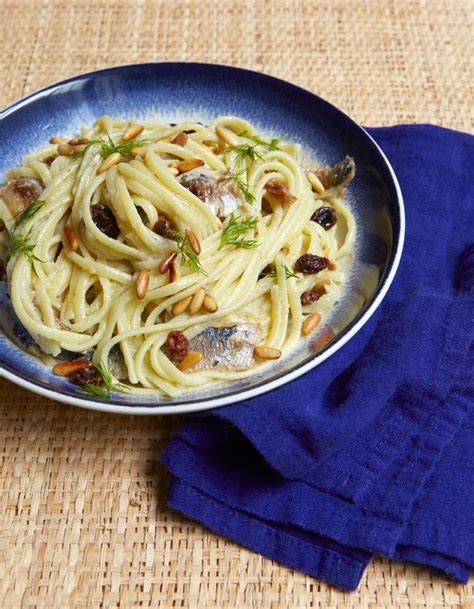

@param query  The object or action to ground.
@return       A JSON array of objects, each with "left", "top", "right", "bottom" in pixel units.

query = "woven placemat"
[{"left": 0, "top": 1, "right": 473, "bottom": 607}]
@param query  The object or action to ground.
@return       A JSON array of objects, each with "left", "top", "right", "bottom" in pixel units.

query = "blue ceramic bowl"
[{"left": 0, "top": 63, "right": 404, "bottom": 414}]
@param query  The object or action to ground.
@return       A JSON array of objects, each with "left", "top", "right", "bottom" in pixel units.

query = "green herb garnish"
[
  {"left": 233, "top": 176, "right": 256, "bottom": 204},
  {"left": 80, "top": 362, "right": 129, "bottom": 398},
  {"left": 6, "top": 232, "right": 43, "bottom": 262},
  {"left": 231, "top": 143, "right": 265, "bottom": 164},
  {"left": 12, "top": 199, "right": 45, "bottom": 230},
  {"left": 80, "top": 382, "right": 111, "bottom": 398},
  {"left": 282, "top": 264, "right": 299, "bottom": 279},
  {"left": 238, "top": 132, "right": 281, "bottom": 151},
  {"left": 265, "top": 263, "right": 299, "bottom": 280},
  {"left": 220, "top": 215, "right": 259, "bottom": 250},
  {"left": 224, "top": 131, "right": 281, "bottom": 203},
  {"left": 172, "top": 229, "right": 208, "bottom": 276},
  {"left": 83, "top": 132, "right": 149, "bottom": 160},
  {"left": 226, "top": 173, "right": 256, "bottom": 204}
]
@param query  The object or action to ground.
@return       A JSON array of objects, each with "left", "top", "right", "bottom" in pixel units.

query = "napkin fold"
[{"left": 162, "top": 125, "right": 474, "bottom": 590}]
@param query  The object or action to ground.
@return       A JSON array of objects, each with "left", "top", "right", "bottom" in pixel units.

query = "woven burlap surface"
[{"left": 0, "top": 1, "right": 473, "bottom": 608}]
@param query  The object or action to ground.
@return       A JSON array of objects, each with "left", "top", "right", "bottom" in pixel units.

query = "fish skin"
[
  {"left": 1, "top": 176, "right": 44, "bottom": 217},
  {"left": 312, "top": 156, "right": 356, "bottom": 193},
  {"left": 179, "top": 168, "right": 241, "bottom": 218},
  {"left": 189, "top": 324, "right": 260, "bottom": 371}
]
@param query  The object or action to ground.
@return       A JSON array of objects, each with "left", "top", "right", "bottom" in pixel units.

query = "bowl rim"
[{"left": 0, "top": 61, "right": 405, "bottom": 415}]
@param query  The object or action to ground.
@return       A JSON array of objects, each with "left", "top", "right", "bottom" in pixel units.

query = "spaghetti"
[{"left": 0, "top": 116, "right": 356, "bottom": 397}]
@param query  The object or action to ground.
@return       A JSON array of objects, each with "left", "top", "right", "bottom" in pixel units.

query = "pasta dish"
[{"left": 0, "top": 116, "right": 356, "bottom": 398}]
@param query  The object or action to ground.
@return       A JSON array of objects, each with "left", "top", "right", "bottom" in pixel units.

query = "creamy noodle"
[{"left": 0, "top": 116, "right": 356, "bottom": 397}]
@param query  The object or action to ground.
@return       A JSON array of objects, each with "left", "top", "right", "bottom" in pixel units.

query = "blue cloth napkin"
[{"left": 162, "top": 125, "right": 474, "bottom": 591}]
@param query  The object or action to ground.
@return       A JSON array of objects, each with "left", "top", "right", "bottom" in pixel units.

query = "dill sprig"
[
  {"left": 6, "top": 232, "right": 43, "bottom": 262},
  {"left": 84, "top": 132, "right": 149, "bottom": 160},
  {"left": 265, "top": 263, "right": 299, "bottom": 280},
  {"left": 80, "top": 382, "right": 111, "bottom": 398},
  {"left": 80, "top": 362, "right": 129, "bottom": 398},
  {"left": 224, "top": 131, "right": 281, "bottom": 203},
  {"left": 6, "top": 199, "right": 44, "bottom": 262},
  {"left": 238, "top": 132, "right": 281, "bottom": 151},
  {"left": 11, "top": 199, "right": 45, "bottom": 230},
  {"left": 231, "top": 143, "right": 265, "bottom": 164},
  {"left": 282, "top": 264, "right": 299, "bottom": 279},
  {"left": 219, "top": 215, "right": 259, "bottom": 250},
  {"left": 172, "top": 229, "right": 208, "bottom": 276},
  {"left": 233, "top": 176, "right": 256, "bottom": 204},
  {"left": 223, "top": 170, "right": 256, "bottom": 204}
]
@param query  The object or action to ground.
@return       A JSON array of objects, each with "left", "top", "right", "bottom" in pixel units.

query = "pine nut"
[
  {"left": 302, "top": 313, "right": 321, "bottom": 336},
  {"left": 327, "top": 260, "right": 337, "bottom": 271},
  {"left": 123, "top": 124, "right": 144, "bottom": 142},
  {"left": 172, "top": 132, "right": 188, "bottom": 146},
  {"left": 169, "top": 166, "right": 179, "bottom": 176},
  {"left": 307, "top": 172, "right": 326, "bottom": 195},
  {"left": 53, "top": 359, "right": 92, "bottom": 376},
  {"left": 189, "top": 288, "right": 206, "bottom": 314},
  {"left": 171, "top": 295, "right": 193, "bottom": 316},
  {"left": 97, "top": 152, "right": 122, "bottom": 175},
  {"left": 311, "top": 280, "right": 329, "bottom": 299},
  {"left": 136, "top": 270, "right": 150, "bottom": 300},
  {"left": 50, "top": 136, "right": 67, "bottom": 145},
  {"left": 64, "top": 224, "right": 79, "bottom": 251},
  {"left": 178, "top": 350, "right": 203, "bottom": 371},
  {"left": 177, "top": 158, "right": 204, "bottom": 174},
  {"left": 254, "top": 346, "right": 281, "bottom": 360},
  {"left": 202, "top": 293, "right": 218, "bottom": 313},
  {"left": 131, "top": 147, "right": 147, "bottom": 158},
  {"left": 67, "top": 137, "right": 89, "bottom": 146},
  {"left": 215, "top": 125, "right": 239, "bottom": 147},
  {"left": 159, "top": 252, "right": 178, "bottom": 274},
  {"left": 57, "top": 144, "right": 76, "bottom": 156},
  {"left": 203, "top": 140, "right": 218, "bottom": 153},
  {"left": 169, "top": 261, "right": 180, "bottom": 283},
  {"left": 187, "top": 231, "right": 201, "bottom": 255}
]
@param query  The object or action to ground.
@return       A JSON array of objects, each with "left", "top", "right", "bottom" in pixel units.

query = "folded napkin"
[{"left": 162, "top": 125, "right": 474, "bottom": 591}]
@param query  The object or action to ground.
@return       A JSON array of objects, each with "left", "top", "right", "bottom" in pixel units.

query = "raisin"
[
  {"left": 300, "top": 291, "right": 318, "bottom": 305},
  {"left": 311, "top": 206, "right": 337, "bottom": 230},
  {"left": 43, "top": 155, "right": 57, "bottom": 167},
  {"left": 70, "top": 365, "right": 103, "bottom": 386},
  {"left": 258, "top": 264, "right": 276, "bottom": 279},
  {"left": 300, "top": 283, "right": 327, "bottom": 305},
  {"left": 153, "top": 214, "right": 176, "bottom": 240},
  {"left": 265, "top": 179, "right": 296, "bottom": 204},
  {"left": 294, "top": 254, "right": 329, "bottom": 274},
  {"left": 165, "top": 331, "right": 190, "bottom": 361},
  {"left": 91, "top": 204, "right": 120, "bottom": 239}
]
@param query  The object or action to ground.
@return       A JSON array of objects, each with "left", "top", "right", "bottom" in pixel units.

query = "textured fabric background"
[{"left": 0, "top": 1, "right": 473, "bottom": 607}]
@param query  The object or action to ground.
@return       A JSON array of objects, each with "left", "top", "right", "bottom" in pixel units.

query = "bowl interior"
[{"left": 0, "top": 63, "right": 403, "bottom": 412}]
